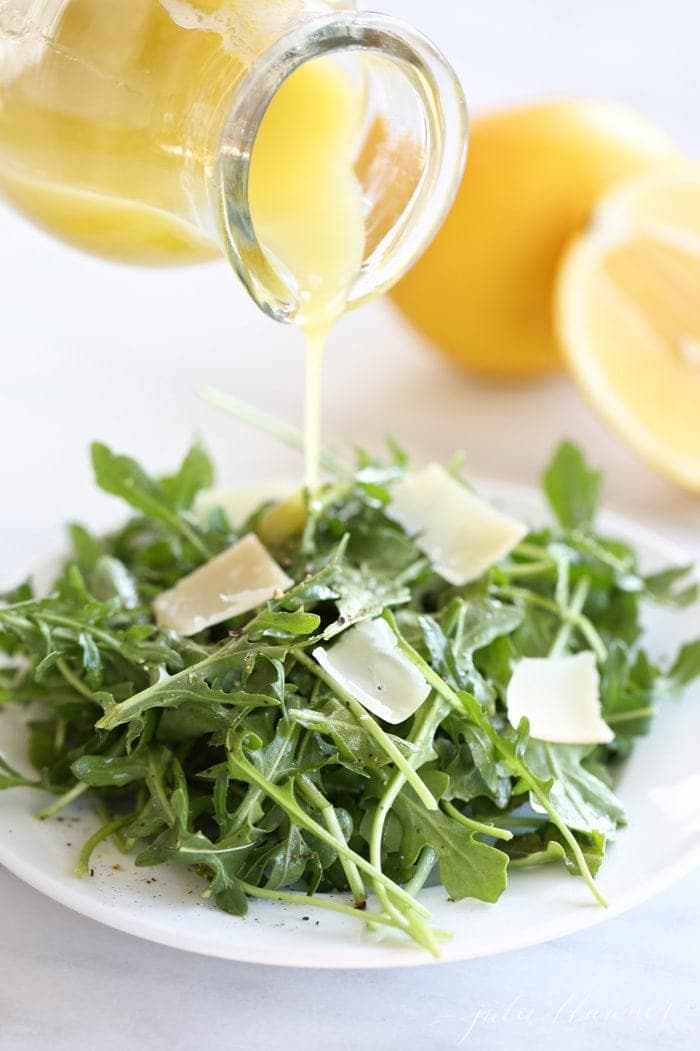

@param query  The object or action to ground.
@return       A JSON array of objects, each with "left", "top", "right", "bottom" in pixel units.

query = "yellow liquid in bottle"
[
  {"left": 0, "top": 2, "right": 366, "bottom": 487},
  {"left": 0, "top": 1, "right": 236, "bottom": 262},
  {"left": 249, "top": 59, "right": 366, "bottom": 490}
]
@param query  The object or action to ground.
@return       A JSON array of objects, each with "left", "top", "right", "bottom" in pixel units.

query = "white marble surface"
[{"left": 1, "top": 1, "right": 699, "bottom": 1048}]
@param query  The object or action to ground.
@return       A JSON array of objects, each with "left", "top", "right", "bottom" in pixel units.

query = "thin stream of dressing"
[
  {"left": 248, "top": 58, "right": 367, "bottom": 491},
  {"left": 302, "top": 324, "right": 331, "bottom": 491}
]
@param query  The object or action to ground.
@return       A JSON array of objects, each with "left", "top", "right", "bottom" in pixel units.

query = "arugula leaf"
[
  {"left": 600, "top": 643, "right": 658, "bottom": 747},
  {"left": 447, "top": 597, "right": 524, "bottom": 657},
  {"left": 393, "top": 783, "right": 508, "bottom": 902},
  {"left": 86, "top": 557, "right": 140, "bottom": 609},
  {"left": 664, "top": 640, "right": 700, "bottom": 695},
  {"left": 543, "top": 441, "right": 603, "bottom": 530},
  {"left": 160, "top": 443, "right": 214, "bottom": 511},
  {"left": 253, "top": 823, "right": 314, "bottom": 890},
  {"left": 325, "top": 563, "right": 411, "bottom": 637},
  {"left": 137, "top": 825, "right": 250, "bottom": 915},
  {"left": 642, "top": 565, "right": 698, "bottom": 609},
  {"left": 524, "top": 742, "right": 626, "bottom": 837},
  {"left": 71, "top": 752, "right": 153, "bottom": 788},
  {"left": 68, "top": 524, "right": 103, "bottom": 571},
  {"left": 91, "top": 443, "right": 212, "bottom": 559},
  {"left": 437, "top": 726, "right": 512, "bottom": 807},
  {"left": 251, "top": 610, "right": 321, "bottom": 637}
]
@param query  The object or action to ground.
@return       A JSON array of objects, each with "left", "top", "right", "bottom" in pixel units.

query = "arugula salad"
[{"left": 1, "top": 427, "right": 698, "bottom": 956}]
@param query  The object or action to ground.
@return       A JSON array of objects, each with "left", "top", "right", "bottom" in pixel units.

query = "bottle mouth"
[{"left": 216, "top": 11, "right": 467, "bottom": 324}]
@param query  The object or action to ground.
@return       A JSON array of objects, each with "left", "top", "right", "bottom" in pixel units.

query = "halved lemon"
[
  {"left": 556, "top": 166, "right": 700, "bottom": 491},
  {"left": 391, "top": 101, "right": 678, "bottom": 380}
]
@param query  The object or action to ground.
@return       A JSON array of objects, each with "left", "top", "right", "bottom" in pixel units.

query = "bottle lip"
[{"left": 215, "top": 11, "right": 467, "bottom": 324}]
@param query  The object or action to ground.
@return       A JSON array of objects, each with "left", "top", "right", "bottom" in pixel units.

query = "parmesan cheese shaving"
[
  {"left": 388, "top": 464, "right": 527, "bottom": 585},
  {"left": 506, "top": 651, "right": 614, "bottom": 745},
  {"left": 154, "top": 533, "right": 292, "bottom": 636},
  {"left": 313, "top": 618, "right": 431, "bottom": 725}
]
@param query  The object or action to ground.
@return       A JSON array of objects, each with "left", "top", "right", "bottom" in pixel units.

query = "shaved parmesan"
[
  {"left": 193, "top": 478, "right": 294, "bottom": 528},
  {"left": 506, "top": 651, "right": 614, "bottom": 745},
  {"left": 313, "top": 618, "right": 430, "bottom": 725},
  {"left": 388, "top": 464, "right": 527, "bottom": 585},
  {"left": 154, "top": 533, "right": 292, "bottom": 636}
]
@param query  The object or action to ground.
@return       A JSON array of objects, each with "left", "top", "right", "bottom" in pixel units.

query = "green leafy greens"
[{"left": 1, "top": 434, "right": 698, "bottom": 955}]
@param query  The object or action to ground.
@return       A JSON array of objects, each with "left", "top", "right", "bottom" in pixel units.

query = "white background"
[{"left": 1, "top": 1, "right": 699, "bottom": 1048}]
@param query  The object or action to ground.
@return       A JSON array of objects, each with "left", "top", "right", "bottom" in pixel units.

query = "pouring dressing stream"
[{"left": 247, "top": 57, "right": 366, "bottom": 490}]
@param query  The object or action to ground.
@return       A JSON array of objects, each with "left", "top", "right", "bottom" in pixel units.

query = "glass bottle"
[{"left": 0, "top": 1, "right": 467, "bottom": 322}]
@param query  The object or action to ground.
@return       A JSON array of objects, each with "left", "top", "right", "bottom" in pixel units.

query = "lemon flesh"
[{"left": 557, "top": 167, "right": 700, "bottom": 491}]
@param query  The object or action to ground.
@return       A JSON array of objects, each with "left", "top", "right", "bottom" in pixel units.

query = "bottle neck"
[{"left": 209, "top": 11, "right": 467, "bottom": 323}]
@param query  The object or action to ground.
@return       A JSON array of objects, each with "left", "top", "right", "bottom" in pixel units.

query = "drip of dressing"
[{"left": 248, "top": 57, "right": 366, "bottom": 490}]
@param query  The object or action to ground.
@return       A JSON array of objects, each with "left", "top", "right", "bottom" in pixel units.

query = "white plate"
[{"left": 1, "top": 482, "right": 698, "bottom": 969}]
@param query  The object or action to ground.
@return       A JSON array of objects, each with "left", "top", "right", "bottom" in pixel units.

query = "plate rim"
[{"left": 2, "top": 822, "right": 700, "bottom": 970}]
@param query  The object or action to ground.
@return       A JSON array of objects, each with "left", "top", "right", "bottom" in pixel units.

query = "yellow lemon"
[
  {"left": 556, "top": 165, "right": 700, "bottom": 491},
  {"left": 390, "top": 100, "right": 678, "bottom": 379}
]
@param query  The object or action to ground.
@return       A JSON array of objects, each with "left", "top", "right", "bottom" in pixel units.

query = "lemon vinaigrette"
[{"left": 0, "top": 1, "right": 466, "bottom": 487}]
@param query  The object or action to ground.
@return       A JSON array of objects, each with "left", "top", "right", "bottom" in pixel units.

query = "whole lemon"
[{"left": 390, "top": 100, "right": 678, "bottom": 380}]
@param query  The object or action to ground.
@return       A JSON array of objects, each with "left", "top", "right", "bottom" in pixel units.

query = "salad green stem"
[
  {"left": 555, "top": 550, "right": 571, "bottom": 610},
  {"left": 500, "top": 559, "right": 556, "bottom": 579},
  {"left": 367, "top": 694, "right": 446, "bottom": 946},
  {"left": 41, "top": 613, "right": 132, "bottom": 655},
  {"left": 495, "top": 585, "right": 607, "bottom": 663},
  {"left": 54, "top": 719, "right": 66, "bottom": 754},
  {"left": 404, "top": 847, "right": 438, "bottom": 898},
  {"left": 441, "top": 801, "right": 513, "bottom": 842},
  {"left": 605, "top": 706, "right": 658, "bottom": 724},
  {"left": 548, "top": 578, "right": 590, "bottom": 658},
  {"left": 146, "top": 762, "right": 175, "bottom": 827},
  {"left": 238, "top": 881, "right": 403, "bottom": 931},
  {"left": 75, "top": 814, "right": 133, "bottom": 878},
  {"left": 301, "top": 482, "right": 354, "bottom": 554},
  {"left": 199, "top": 386, "right": 347, "bottom": 476},
  {"left": 37, "top": 779, "right": 90, "bottom": 821},
  {"left": 96, "top": 803, "right": 138, "bottom": 854},
  {"left": 56, "top": 657, "right": 96, "bottom": 701},
  {"left": 514, "top": 542, "right": 554, "bottom": 561},
  {"left": 539, "top": 742, "right": 607, "bottom": 907},
  {"left": 228, "top": 742, "right": 432, "bottom": 920},
  {"left": 0, "top": 754, "right": 42, "bottom": 790},
  {"left": 497, "top": 815, "right": 551, "bottom": 829},
  {"left": 297, "top": 775, "right": 366, "bottom": 907}
]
